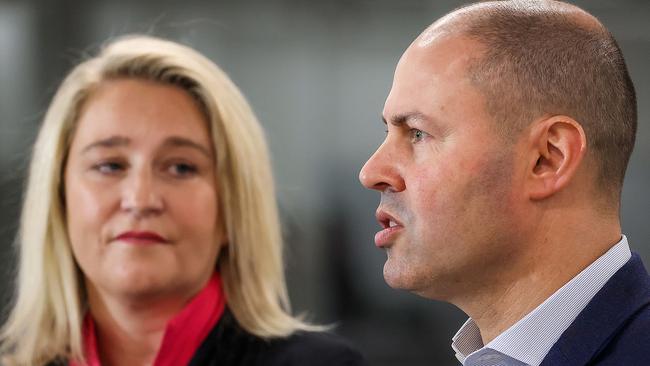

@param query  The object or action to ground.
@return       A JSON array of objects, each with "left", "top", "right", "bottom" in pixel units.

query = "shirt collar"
[
  {"left": 451, "top": 318, "right": 483, "bottom": 363},
  {"left": 73, "top": 271, "right": 226, "bottom": 366},
  {"left": 451, "top": 236, "right": 631, "bottom": 366}
]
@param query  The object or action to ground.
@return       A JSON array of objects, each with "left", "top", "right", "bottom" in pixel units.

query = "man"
[{"left": 359, "top": 1, "right": 648, "bottom": 365}]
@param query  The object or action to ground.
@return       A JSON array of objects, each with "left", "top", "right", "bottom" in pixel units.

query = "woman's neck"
[{"left": 86, "top": 287, "right": 189, "bottom": 366}]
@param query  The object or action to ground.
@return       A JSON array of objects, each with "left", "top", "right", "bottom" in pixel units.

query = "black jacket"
[
  {"left": 189, "top": 310, "right": 367, "bottom": 366},
  {"left": 48, "top": 309, "right": 367, "bottom": 366}
]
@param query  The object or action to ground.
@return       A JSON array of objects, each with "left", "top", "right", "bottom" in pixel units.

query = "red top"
[{"left": 71, "top": 272, "right": 226, "bottom": 366}]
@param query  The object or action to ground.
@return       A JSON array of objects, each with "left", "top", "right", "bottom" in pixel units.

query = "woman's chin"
[
  {"left": 89, "top": 265, "right": 180, "bottom": 302},
  {"left": 81, "top": 251, "right": 209, "bottom": 305}
]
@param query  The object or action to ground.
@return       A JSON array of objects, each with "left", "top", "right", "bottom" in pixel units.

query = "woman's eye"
[
  {"left": 410, "top": 129, "right": 428, "bottom": 143},
  {"left": 93, "top": 162, "right": 125, "bottom": 175},
  {"left": 168, "top": 163, "right": 198, "bottom": 177}
]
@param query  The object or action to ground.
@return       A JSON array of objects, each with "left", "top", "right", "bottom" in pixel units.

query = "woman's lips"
[{"left": 115, "top": 231, "right": 168, "bottom": 245}]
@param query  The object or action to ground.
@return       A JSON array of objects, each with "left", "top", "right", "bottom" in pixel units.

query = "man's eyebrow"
[
  {"left": 162, "top": 136, "right": 213, "bottom": 158},
  {"left": 383, "top": 112, "right": 428, "bottom": 126},
  {"left": 82, "top": 136, "right": 130, "bottom": 153}
]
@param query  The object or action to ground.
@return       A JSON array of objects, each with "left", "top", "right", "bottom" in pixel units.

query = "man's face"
[{"left": 359, "top": 35, "right": 526, "bottom": 300}]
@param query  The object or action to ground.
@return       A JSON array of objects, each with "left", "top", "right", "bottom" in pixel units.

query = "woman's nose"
[{"left": 120, "top": 167, "right": 164, "bottom": 217}]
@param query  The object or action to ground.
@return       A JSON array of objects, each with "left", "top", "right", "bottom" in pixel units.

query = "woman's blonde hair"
[{"left": 1, "top": 35, "right": 315, "bottom": 365}]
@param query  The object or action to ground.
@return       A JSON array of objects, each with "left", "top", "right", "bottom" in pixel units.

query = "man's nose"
[
  {"left": 359, "top": 141, "right": 405, "bottom": 192},
  {"left": 120, "top": 167, "right": 164, "bottom": 217}
]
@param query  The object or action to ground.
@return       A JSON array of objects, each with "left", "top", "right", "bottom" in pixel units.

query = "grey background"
[{"left": 0, "top": 1, "right": 648, "bottom": 365}]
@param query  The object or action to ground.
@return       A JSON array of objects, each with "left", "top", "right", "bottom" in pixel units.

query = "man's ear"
[{"left": 526, "top": 115, "right": 587, "bottom": 200}]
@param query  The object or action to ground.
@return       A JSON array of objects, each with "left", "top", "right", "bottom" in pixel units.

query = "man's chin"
[
  {"left": 383, "top": 261, "right": 416, "bottom": 291},
  {"left": 382, "top": 260, "right": 444, "bottom": 299}
]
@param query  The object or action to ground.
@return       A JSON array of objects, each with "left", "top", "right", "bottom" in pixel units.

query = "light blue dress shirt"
[{"left": 451, "top": 236, "right": 631, "bottom": 366}]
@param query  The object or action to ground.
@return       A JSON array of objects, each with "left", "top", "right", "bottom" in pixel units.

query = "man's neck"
[{"left": 457, "top": 218, "right": 622, "bottom": 345}]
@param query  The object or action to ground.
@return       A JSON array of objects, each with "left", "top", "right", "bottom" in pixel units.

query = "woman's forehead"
[{"left": 72, "top": 79, "right": 213, "bottom": 153}]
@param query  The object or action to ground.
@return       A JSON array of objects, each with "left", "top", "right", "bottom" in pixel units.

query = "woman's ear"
[{"left": 525, "top": 115, "right": 587, "bottom": 200}]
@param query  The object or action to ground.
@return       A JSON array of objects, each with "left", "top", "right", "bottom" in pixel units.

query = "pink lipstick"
[{"left": 115, "top": 231, "right": 168, "bottom": 245}]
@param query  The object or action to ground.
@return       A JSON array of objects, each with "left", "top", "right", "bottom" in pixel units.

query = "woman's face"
[{"left": 64, "top": 78, "right": 224, "bottom": 303}]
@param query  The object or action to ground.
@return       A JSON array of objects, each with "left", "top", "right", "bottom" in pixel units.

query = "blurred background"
[{"left": 0, "top": 0, "right": 648, "bottom": 365}]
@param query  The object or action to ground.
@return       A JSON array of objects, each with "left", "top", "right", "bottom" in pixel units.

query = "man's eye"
[{"left": 410, "top": 129, "right": 428, "bottom": 143}]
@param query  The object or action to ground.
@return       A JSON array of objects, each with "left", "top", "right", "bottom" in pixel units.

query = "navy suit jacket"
[{"left": 540, "top": 253, "right": 650, "bottom": 365}]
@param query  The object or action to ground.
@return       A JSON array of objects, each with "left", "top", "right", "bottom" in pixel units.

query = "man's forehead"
[
  {"left": 396, "top": 35, "right": 482, "bottom": 85},
  {"left": 384, "top": 36, "right": 488, "bottom": 127}
]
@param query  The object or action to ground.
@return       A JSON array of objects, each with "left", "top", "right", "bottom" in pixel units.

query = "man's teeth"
[{"left": 389, "top": 220, "right": 397, "bottom": 227}]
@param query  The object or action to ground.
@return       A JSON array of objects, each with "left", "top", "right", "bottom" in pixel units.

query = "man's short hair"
[{"left": 457, "top": 1, "right": 637, "bottom": 201}]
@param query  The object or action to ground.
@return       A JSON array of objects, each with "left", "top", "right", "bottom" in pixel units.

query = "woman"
[{"left": 0, "top": 35, "right": 365, "bottom": 366}]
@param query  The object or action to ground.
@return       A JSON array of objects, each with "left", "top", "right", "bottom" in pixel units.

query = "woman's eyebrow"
[
  {"left": 162, "top": 136, "right": 213, "bottom": 158},
  {"left": 82, "top": 136, "right": 130, "bottom": 153},
  {"left": 80, "top": 135, "right": 213, "bottom": 158}
]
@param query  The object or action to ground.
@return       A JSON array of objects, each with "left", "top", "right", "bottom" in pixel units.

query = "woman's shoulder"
[
  {"left": 264, "top": 329, "right": 367, "bottom": 366},
  {"left": 190, "top": 310, "right": 367, "bottom": 366}
]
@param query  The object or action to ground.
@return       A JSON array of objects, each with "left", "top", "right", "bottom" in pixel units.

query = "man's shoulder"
[
  {"left": 583, "top": 253, "right": 650, "bottom": 364},
  {"left": 542, "top": 253, "right": 650, "bottom": 365},
  {"left": 592, "top": 303, "right": 650, "bottom": 364}
]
